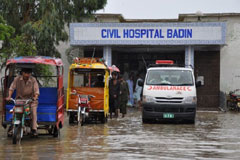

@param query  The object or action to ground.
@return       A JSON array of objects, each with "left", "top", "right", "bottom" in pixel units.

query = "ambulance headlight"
[
  {"left": 143, "top": 95, "right": 155, "bottom": 103},
  {"left": 183, "top": 96, "right": 197, "bottom": 104}
]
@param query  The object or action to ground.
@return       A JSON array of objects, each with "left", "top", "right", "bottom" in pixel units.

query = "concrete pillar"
[
  {"left": 103, "top": 46, "right": 112, "bottom": 66},
  {"left": 0, "top": 40, "right": 3, "bottom": 49},
  {"left": 185, "top": 46, "right": 194, "bottom": 68}
]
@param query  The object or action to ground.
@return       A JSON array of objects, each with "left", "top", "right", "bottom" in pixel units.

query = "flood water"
[{"left": 1, "top": 108, "right": 240, "bottom": 159}]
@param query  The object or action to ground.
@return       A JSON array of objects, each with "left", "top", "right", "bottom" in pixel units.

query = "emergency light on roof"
[{"left": 156, "top": 60, "right": 174, "bottom": 64}]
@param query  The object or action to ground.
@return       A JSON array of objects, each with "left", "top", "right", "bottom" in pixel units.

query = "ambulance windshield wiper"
[
  {"left": 175, "top": 83, "right": 193, "bottom": 86},
  {"left": 154, "top": 83, "right": 173, "bottom": 85}
]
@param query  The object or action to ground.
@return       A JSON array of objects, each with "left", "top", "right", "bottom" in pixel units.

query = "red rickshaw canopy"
[{"left": 6, "top": 56, "right": 63, "bottom": 66}]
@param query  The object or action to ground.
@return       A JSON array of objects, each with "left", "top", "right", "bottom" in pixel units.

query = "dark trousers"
[
  {"left": 110, "top": 98, "right": 118, "bottom": 114},
  {"left": 120, "top": 100, "right": 128, "bottom": 114}
]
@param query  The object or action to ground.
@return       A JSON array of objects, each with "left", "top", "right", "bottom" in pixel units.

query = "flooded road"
[{"left": 1, "top": 108, "right": 240, "bottom": 159}]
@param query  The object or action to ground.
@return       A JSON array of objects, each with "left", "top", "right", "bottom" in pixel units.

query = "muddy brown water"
[{"left": 1, "top": 108, "right": 240, "bottom": 160}]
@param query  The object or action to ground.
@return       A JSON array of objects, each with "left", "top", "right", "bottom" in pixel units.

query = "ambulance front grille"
[
  {"left": 154, "top": 107, "right": 185, "bottom": 113},
  {"left": 155, "top": 97, "right": 183, "bottom": 104}
]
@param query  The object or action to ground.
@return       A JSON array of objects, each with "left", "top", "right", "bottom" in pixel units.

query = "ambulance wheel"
[
  {"left": 142, "top": 118, "right": 150, "bottom": 124},
  {"left": 187, "top": 118, "right": 195, "bottom": 124}
]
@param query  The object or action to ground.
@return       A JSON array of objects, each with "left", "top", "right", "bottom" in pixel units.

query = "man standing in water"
[
  {"left": 6, "top": 68, "right": 39, "bottom": 137},
  {"left": 109, "top": 72, "right": 120, "bottom": 118},
  {"left": 119, "top": 74, "right": 129, "bottom": 118}
]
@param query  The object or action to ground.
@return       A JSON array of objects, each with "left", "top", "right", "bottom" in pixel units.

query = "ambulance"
[{"left": 141, "top": 60, "right": 201, "bottom": 124}]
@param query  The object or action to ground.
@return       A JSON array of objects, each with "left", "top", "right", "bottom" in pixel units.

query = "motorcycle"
[
  {"left": 69, "top": 90, "right": 95, "bottom": 126},
  {"left": 226, "top": 89, "right": 240, "bottom": 111},
  {"left": 9, "top": 98, "right": 33, "bottom": 144}
]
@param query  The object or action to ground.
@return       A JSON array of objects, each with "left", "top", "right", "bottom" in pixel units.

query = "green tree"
[
  {"left": 0, "top": 0, "right": 107, "bottom": 58},
  {"left": 0, "top": 15, "right": 14, "bottom": 41},
  {"left": 0, "top": 15, "right": 15, "bottom": 70}
]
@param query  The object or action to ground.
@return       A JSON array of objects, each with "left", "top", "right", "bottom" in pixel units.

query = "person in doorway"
[
  {"left": 118, "top": 74, "right": 129, "bottom": 118},
  {"left": 94, "top": 75, "right": 104, "bottom": 87},
  {"left": 134, "top": 73, "right": 143, "bottom": 108},
  {"left": 126, "top": 72, "right": 134, "bottom": 107},
  {"left": 6, "top": 68, "right": 39, "bottom": 137},
  {"left": 109, "top": 72, "right": 120, "bottom": 118}
]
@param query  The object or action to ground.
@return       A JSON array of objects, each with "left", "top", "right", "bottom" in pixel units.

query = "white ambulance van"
[{"left": 141, "top": 60, "right": 201, "bottom": 124}]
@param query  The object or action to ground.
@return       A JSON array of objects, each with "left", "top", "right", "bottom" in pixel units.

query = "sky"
[{"left": 97, "top": 0, "right": 240, "bottom": 19}]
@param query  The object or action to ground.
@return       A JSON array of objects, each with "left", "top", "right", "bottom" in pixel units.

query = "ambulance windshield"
[{"left": 146, "top": 70, "right": 194, "bottom": 86}]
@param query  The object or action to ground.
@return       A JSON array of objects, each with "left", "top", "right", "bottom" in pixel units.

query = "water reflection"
[{"left": 1, "top": 109, "right": 240, "bottom": 159}]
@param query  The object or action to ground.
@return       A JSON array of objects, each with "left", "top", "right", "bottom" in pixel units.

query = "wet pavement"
[{"left": 1, "top": 108, "right": 240, "bottom": 159}]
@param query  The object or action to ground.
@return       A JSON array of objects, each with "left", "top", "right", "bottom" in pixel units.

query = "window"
[
  {"left": 72, "top": 69, "right": 105, "bottom": 88},
  {"left": 146, "top": 70, "right": 193, "bottom": 86}
]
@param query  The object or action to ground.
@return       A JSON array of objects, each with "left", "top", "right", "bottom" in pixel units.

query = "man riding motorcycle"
[{"left": 6, "top": 68, "right": 39, "bottom": 137}]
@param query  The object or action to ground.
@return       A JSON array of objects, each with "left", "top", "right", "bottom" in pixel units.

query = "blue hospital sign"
[
  {"left": 70, "top": 22, "right": 226, "bottom": 45},
  {"left": 101, "top": 28, "right": 193, "bottom": 39},
  {"left": 101, "top": 28, "right": 192, "bottom": 39}
]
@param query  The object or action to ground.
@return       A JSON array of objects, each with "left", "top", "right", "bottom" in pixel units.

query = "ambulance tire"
[
  {"left": 188, "top": 118, "right": 195, "bottom": 124},
  {"left": 142, "top": 118, "right": 150, "bottom": 124}
]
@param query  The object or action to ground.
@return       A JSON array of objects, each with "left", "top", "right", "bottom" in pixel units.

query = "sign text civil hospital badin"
[{"left": 70, "top": 22, "right": 226, "bottom": 45}]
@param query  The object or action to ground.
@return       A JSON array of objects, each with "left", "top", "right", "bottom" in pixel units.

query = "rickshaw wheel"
[
  {"left": 101, "top": 114, "right": 108, "bottom": 123},
  {"left": 48, "top": 125, "right": 53, "bottom": 134},
  {"left": 2, "top": 124, "right": 7, "bottom": 129},
  {"left": 53, "top": 126, "right": 60, "bottom": 137},
  {"left": 69, "top": 112, "right": 75, "bottom": 124}
]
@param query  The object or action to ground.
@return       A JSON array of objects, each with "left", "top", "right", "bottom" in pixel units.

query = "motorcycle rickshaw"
[
  {"left": 66, "top": 57, "right": 109, "bottom": 125},
  {"left": 226, "top": 89, "right": 240, "bottom": 111},
  {"left": 1, "top": 56, "right": 64, "bottom": 143}
]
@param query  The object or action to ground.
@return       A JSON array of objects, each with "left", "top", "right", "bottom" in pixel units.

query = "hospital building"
[{"left": 58, "top": 13, "right": 240, "bottom": 110}]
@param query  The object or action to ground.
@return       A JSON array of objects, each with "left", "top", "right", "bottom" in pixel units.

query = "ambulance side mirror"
[
  {"left": 196, "top": 76, "right": 204, "bottom": 87},
  {"left": 196, "top": 81, "right": 202, "bottom": 87},
  {"left": 138, "top": 79, "right": 144, "bottom": 87}
]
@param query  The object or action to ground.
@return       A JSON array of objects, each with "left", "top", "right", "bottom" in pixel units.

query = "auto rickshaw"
[
  {"left": 226, "top": 89, "right": 240, "bottom": 111},
  {"left": 66, "top": 57, "right": 109, "bottom": 125},
  {"left": 1, "top": 56, "right": 64, "bottom": 142}
]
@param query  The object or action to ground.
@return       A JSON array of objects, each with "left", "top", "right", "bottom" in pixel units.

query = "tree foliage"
[
  {"left": 0, "top": 15, "right": 15, "bottom": 70},
  {"left": 0, "top": 0, "right": 107, "bottom": 58},
  {"left": 0, "top": 15, "right": 14, "bottom": 40}
]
